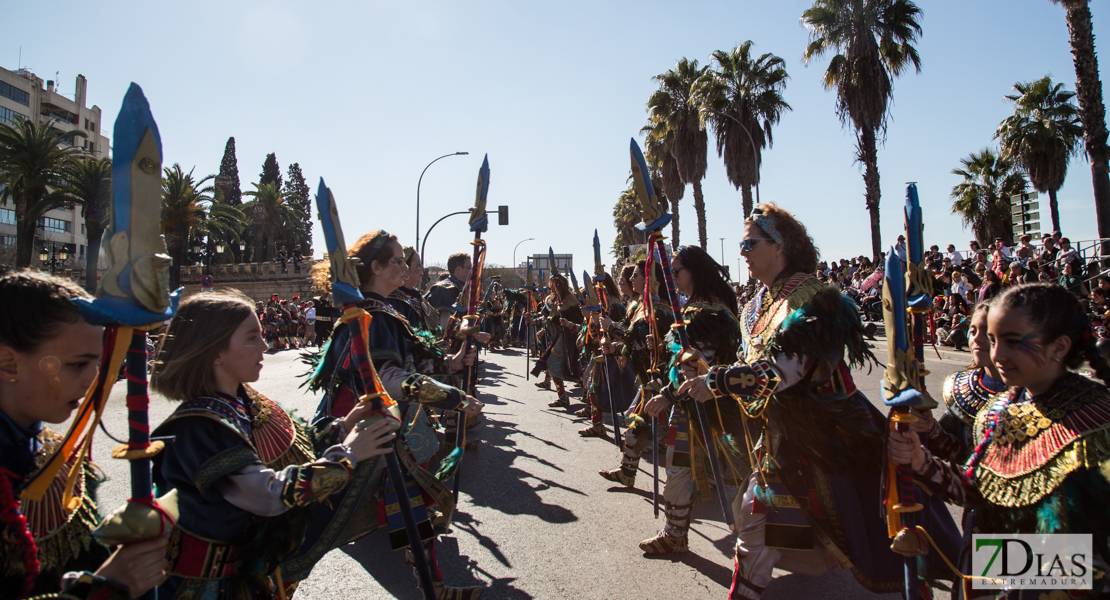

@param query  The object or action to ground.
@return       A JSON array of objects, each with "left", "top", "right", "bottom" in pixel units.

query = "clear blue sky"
[{"left": 8, "top": 1, "right": 1109, "bottom": 280}]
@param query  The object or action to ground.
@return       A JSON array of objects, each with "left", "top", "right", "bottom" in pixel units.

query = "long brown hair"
[
  {"left": 310, "top": 230, "right": 398, "bottom": 292},
  {"left": 152, "top": 289, "right": 256, "bottom": 401},
  {"left": 0, "top": 270, "right": 91, "bottom": 352}
]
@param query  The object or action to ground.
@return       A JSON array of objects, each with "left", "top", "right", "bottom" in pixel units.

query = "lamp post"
[
  {"left": 193, "top": 241, "right": 225, "bottom": 275},
  {"left": 513, "top": 237, "right": 534, "bottom": 286},
  {"left": 415, "top": 151, "right": 469, "bottom": 252},
  {"left": 238, "top": 241, "right": 246, "bottom": 264},
  {"left": 419, "top": 210, "right": 471, "bottom": 289},
  {"left": 39, "top": 243, "right": 69, "bottom": 275},
  {"left": 700, "top": 108, "right": 761, "bottom": 206},
  {"left": 719, "top": 237, "right": 725, "bottom": 265}
]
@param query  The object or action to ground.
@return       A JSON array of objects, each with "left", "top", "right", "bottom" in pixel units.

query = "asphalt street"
[{"left": 81, "top": 334, "right": 974, "bottom": 599}]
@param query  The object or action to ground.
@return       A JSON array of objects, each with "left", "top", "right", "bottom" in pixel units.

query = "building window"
[
  {"left": 0, "top": 106, "right": 25, "bottom": 127},
  {"left": 0, "top": 209, "right": 14, "bottom": 225},
  {"left": 38, "top": 217, "right": 70, "bottom": 233},
  {"left": 0, "top": 234, "right": 14, "bottom": 246},
  {"left": 0, "top": 81, "right": 29, "bottom": 106}
]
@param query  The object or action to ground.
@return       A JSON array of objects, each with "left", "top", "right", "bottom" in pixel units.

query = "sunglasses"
[{"left": 740, "top": 238, "right": 775, "bottom": 252}]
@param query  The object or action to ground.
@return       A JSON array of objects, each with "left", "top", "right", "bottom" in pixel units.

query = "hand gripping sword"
[
  {"left": 316, "top": 179, "right": 437, "bottom": 600},
  {"left": 454, "top": 156, "right": 490, "bottom": 505},
  {"left": 631, "top": 138, "right": 734, "bottom": 533}
]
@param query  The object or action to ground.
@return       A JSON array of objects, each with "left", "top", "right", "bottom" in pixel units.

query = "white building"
[{"left": 0, "top": 66, "right": 111, "bottom": 270}]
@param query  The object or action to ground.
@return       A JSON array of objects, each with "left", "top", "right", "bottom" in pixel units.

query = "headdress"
[
  {"left": 402, "top": 246, "right": 415, "bottom": 264},
  {"left": 750, "top": 207, "right": 785, "bottom": 251},
  {"left": 361, "top": 230, "right": 391, "bottom": 261}
]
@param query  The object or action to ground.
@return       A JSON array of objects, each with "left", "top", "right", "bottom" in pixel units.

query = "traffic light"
[{"left": 498, "top": 205, "right": 509, "bottom": 226}]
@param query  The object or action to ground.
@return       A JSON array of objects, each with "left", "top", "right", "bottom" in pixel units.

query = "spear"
[
  {"left": 315, "top": 179, "right": 437, "bottom": 600},
  {"left": 453, "top": 156, "right": 491, "bottom": 505},
  {"left": 525, "top": 262, "right": 533, "bottom": 380},
  {"left": 630, "top": 138, "right": 734, "bottom": 533}
]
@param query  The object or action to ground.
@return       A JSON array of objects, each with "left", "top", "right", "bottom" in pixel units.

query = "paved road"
[{"left": 82, "top": 336, "right": 973, "bottom": 599}]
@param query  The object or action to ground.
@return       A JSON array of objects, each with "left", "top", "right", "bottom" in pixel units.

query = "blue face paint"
[{"left": 1016, "top": 332, "right": 1046, "bottom": 368}]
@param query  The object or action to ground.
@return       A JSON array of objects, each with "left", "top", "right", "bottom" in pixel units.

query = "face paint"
[
  {"left": 1016, "top": 332, "right": 1047, "bottom": 368},
  {"left": 38, "top": 355, "right": 62, "bottom": 395}
]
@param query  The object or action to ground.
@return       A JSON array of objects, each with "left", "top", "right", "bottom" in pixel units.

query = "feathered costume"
[
  {"left": 152, "top": 384, "right": 373, "bottom": 599},
  {"left": 705, "top": 273, "right": 960, "bottom": 599},
  {"left": 915, "top": 372, "right": 1110, "bottom": 598},
  {"left": 1, "top": 409, "right": 111, "bottom": 600}
]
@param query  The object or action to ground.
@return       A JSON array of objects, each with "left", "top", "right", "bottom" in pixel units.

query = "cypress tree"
[
  {"left": 215, "top": 137, "right": 241, "bottom": 205},
  {"left": 285, "top": 163, "right": 312, "bottom": 254},
  {"left": 259, "top": 153, "right": 282, "bottom": 189}
]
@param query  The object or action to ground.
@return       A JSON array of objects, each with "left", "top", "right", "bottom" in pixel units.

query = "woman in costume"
[
  {"left": 150, "top": 290, "right": 398, "bottom": 599},
  {"left": 597, "top": 260, "right": 673, "bottom": 486},
  {"left": 576, "top": 273, "right": 632, "bottom": 436},
  {"left": 890, "top": 283, "right": 1110, "bottom": 599},
  {"left": 388, "top": 247, "right": 443, "bottom": 339},
  {"left": 679, "top": 204, "right": 959, "bottom": 599},
  {"left": 0, "top": 271, "right": 171, "bottom": 600},
  {"left": 307, "top": 230, "right": 485, "bottom": 600},
  {"left": 636, "top": 245, "right": 749, "bottom": 555},
  {"left": 918, "top": 303, "right": 1006, "bottom": 465},
  {"left": 534, "top": 273, "right": 584, "bottom": 409}
]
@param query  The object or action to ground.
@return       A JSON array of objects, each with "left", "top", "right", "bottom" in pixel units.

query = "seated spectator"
[
  {"left": 1038, "top": 234, "right": 1059, "bottom": 264},
  {"left": 977, "top": 269, "right": 1002, "bottom": 304},
  {"left": 1057, "top": 237, "right": 1079, "bottom": 266},
  {"left": 1059, "top": 259, "right": 1088, "bottom": 298},
  {"left": 950, "top": 270, "right": 972, "bottom": 302},
  {"left": 946, "top": 244, "right": 964, "bottom": 266}
]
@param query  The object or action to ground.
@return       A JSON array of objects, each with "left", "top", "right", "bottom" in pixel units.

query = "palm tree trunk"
[
  {"left": 14, "top": 196, "right": 35, "bottom": 269},
  {"left": 740, "top": 184, "right": 754, "bottom": 220},
  {"left": 1048, "top": 188, "right": 1062, "bottom": 233},
  {"left": 693, "top": 180, "right": 707, "bottom": 249},
  {"left": 251, "top": 205, "right": 265, "bottom": 262},
  {"left": 670, "top": 194, "right": 680, "bottom": 250},
  {"left": 84, "top": 224, "right": 106, "bottom": 292},
  {"left": 1062, "top": 0, "right": 1110, "bottom": 264},
  {"left": 859, "top": 127, "right": 883, "bottom": 262}
]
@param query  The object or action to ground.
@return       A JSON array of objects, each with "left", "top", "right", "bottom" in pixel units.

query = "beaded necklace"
[{"left": 964, "top": 388, "right": 1022, "bottom": 482}]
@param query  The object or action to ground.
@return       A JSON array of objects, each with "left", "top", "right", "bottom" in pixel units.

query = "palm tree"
[
  {"left": 161, "top": 164, "right": 214, "bottom": 289},
  {"left": 612, "top": 182, "right": 641, "bottom": 257},
  {"left": 0, "top": 118, "right": 85, "bottom": 267},
  {"left": 56, "top": 156, "right": 111, "bottom": 292},
  {"left": 204, "top": 202, "right": 249, "bottom": 264},
  {"left": 802, "top": 0, "right": 923, "bottom": 261},
  {"left": 641, "top": 123, "right": 684, "bottom": 248},
  {"left": 950, "top": 149, "right": 1028, "bottom": 246},
  {"left": 995, "top": 76, "right": 1084, "bottom": 233},
  {"left": 1051, "top": 0, "right": 1110, "bottom": 262},
  {"left": 693, "top": 42, "right": 791, "bottom": 219},
  {"left": 646, "top": 58, "right": 711, "bottom": 248},
  {"left": 243, "top": 182, "right": 298, "bottom": 261}
]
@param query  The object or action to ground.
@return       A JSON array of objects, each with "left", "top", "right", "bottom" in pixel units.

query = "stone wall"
[{"left": 178, "top": 260, "right": 323, "bottom": 303}]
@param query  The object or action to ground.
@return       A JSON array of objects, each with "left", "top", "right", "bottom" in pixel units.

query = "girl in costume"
[
  {"left": 636, "top": 245, "right": 749, "bottom": 555},
  {"left": 150, "top": 290, "right": 399, "bottom": 599},
  {"left": 890, "top": 283, "right": 1110, "bottom": 599},
  {"left": 307, "top": 230, "right": 485, "bottom": 600},
  {"left": 388, "top": 247, "right": 443, "bottom": 338},
  {"left": 535, "top": 274, "right": 584, "bottom": 409},
  {"left": 575, "top": 273, "right": 631, "bottom": 435},
  {"left": 680, "top": 204, "right": 960, "bottom": 599},
  {"left": 597, "top": 260, "right": 674, "bottom": 487},
  {"left": 0, "top": 271, "right": 168, "bottom": 600}
]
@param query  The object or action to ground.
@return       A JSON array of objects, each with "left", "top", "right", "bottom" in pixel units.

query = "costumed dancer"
[
  {"left": 388, "top": 247, "right": 445, "bottom": 341},
  {"left": 307, "top": 230, "right": 485, "bottom": 600},
  {"left": 890, "top": 283, "right": 1110, "bottom": 599},
  {"left": 150, "top": 291, "right": 399, "bottom": 599},
  {"left": 637, "top": 245, "right": 750, "bottom": 555},
  {"left": 426, "top": 253, "right": 470, "bottom": 332},
  {"left": 576, "top": 271, "right": 632, "bottom": 436},
  {"left": 0, "top": 271, "right": 169, "bottom": 600},
  {"left": 679, "top": 204, "right": 960, "bottom": 599},
  {"left": 533, "top": 270, "right": 584, "bottom": 409},
  {"left": 597, "top": 259, "right": 674, "bottom": 486}
]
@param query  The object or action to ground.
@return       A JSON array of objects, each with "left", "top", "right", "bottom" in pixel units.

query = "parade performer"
[
  {"left": 426, "top": 253, "right": 471, "bottom": 332},
  {"left": 597, "top": 258, "right": 673, "bottom": 486},
  {"left": 312, "top": 294, "right": 335, "bottom": 349},
  {"left": 150, "top": 291, "right": 398, "bottom": 599},
  {"left": 0, "top": 271, "right": 169, "bottom": 600},
  {"left": 576, "top": 271, "right": 632, "bottom": 437},
  {"left": 482, "top": 278, "right": 506, "bottom": 351},
  {"left": 306, "top": 227, "right": 485, "bottom": 600},
  {"left": 890, "top": 283, "right": 1110, "bottom": 599},
  {"left": 532, "top": 267, "right": 584, "bottom": 409},
  {"left": 679, "top": 203, "right": 960, "bottom": 599},
  {"left": 388, "top": 247, "right": 444, "bottom": 339},
  {"left": 637, "top": 245, "right": 749, "bottom": 555}
]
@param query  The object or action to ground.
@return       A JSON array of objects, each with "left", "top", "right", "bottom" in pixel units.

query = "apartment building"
[{"left": 0, "top": 66, "right": 111, "bottom": 270}]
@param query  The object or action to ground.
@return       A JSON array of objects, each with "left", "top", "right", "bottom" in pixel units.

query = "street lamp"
[
  {"left": 193, "top": 241, "right": 224, "bottom": 275},
  {"left": 238, "top": 241, "right": 246, "bottom": 264},
  {"left": 513, "top": 237, "right": 534, "bottom": 286},
  {"left": 700, "top": 108, "right": 761, "bottom": 206},
  {"left": 719, "top": 237, "right": 725, "bottom": 265},
  {"left": 39, "top": 243, "right": 69, "bottom": 274},
  {"left": 415, "top": 152, "right": 468, "bottom": 252}
]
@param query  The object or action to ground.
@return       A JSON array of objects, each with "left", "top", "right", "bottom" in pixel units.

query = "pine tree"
[
  {"left": 215, "top": 137, "right": 241, "bottom": 205},
  {"left": 285, "top": 162, "right": 312, "bottom": 255},
  {"left": 259, "top": 153, "right": 282, "bottom": 189}
]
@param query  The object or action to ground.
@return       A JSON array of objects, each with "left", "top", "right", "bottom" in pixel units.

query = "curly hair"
[
  {"left": 745, "top": 203, "right": 819, "bottom": 276},
  {"left": 309, "top": 230, "right": 398, "bottom": 293},
  {"left": 992, "top": 282, "right": 1110, "bottom": 385}
]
